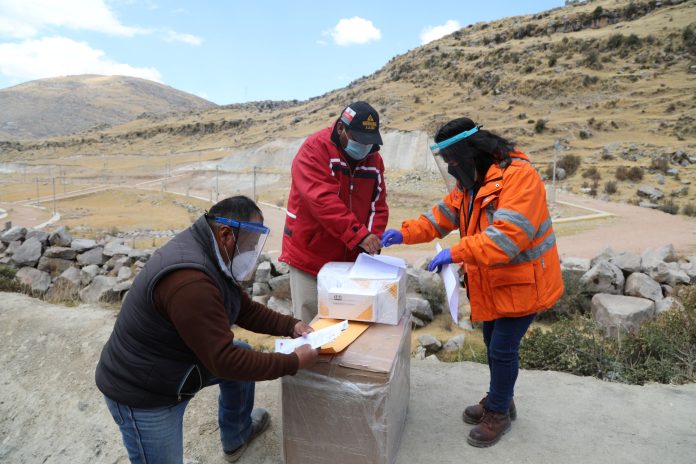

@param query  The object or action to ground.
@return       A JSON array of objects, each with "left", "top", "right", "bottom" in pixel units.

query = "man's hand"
[
  {"left": 358, "top": 233, "right": 382, "bottom": 254},
  {"left": 292, "top": 321, "right": 313, "bottom": 338},
  {"left": 381, "top": 229, "right": 403, "bottom": 247},
  {"left": 294, "top": 344, "right": 319, "bottom": 369},
  {"left": 428, "top": 248, "right": 453, "bottom": 273}
]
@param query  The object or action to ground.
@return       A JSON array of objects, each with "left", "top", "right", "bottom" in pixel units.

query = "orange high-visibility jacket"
[{"left": 401, "top": 151, "right": 563, "bottom": 321}]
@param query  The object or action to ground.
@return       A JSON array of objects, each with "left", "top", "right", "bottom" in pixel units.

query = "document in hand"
[
  {"left": 436, "top": 242, "right": 460, "bottom": 323},
  {"left": 274, "top": 320, "right": 348, "bottom": 354}
]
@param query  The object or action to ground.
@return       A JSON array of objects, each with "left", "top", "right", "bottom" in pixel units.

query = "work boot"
[
  {"left": 462, "top": 395, "right": 516, "bottom": 424},
  {"left": 467, "top": 408, "right": 512, "bottom": 448},
  {"left": 224, "top": 408, "right": 271, "bottom": 462}
]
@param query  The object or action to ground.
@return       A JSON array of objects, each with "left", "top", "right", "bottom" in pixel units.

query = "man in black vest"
[{"left": 96, "top": 196, "right": 318, "bottom": 463}]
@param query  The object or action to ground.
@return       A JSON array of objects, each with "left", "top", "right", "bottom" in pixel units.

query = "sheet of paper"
[
  {"left": 348, "top": 253, "right": 405, "bottom": 279},
  {"left": 274, "top": 319, "right": 349, "bottom": 354},
  {"left": 436, "top": 243, "right": 459, "bottom": 323}
]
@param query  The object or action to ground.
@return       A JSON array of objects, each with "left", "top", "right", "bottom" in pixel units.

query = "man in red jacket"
[{"left": 279, "top": 101, "right": 389, "bottom": 323}]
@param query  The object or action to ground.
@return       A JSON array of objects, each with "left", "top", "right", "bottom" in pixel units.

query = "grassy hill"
[
  {"left": 0, "top": 74, "right": 217, "bottom": 140},
  {"left": 0, "top": 0, "right": 694, "bottom": 213}
]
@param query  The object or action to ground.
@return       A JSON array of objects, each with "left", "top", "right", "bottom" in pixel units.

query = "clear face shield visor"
[
  {"left": 429, "top": 126, "right": 479, "bottom": 191},
  {"left": 214, "top": 216, "right": 270, "bottom": 281}
]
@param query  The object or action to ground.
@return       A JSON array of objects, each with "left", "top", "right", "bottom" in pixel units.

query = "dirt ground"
[{"left": 1, "top": 292, "right": 695, "bottom": 464}]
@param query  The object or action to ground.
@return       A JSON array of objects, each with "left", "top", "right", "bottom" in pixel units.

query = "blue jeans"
[
  {"left": 104, "top": 341, "right": 255, "bottom": 464},
  {"left": 482, "top": 313, "right": 536, "bottom": 413}
]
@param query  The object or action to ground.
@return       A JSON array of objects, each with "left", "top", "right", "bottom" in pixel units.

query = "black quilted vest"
[{"left": 95, "top": 215, "right": 241, "bottom": 407}]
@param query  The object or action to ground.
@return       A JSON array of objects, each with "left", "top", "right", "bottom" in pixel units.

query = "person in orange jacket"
[{"left": 381, "top": 117, "right": 563, "bottom": 448}]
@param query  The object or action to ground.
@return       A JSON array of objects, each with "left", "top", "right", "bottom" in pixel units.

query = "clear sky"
[{"left": 0, "top": 0, "right": 565, "bottom": 105}]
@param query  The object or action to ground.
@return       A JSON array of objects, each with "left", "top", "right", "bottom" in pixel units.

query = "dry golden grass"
[{"left": 55, "top": 189, "right": 211, "bottom": 237}]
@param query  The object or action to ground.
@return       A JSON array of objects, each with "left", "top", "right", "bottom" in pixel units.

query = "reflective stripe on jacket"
[
  {"left": 279, "top": 122, "right": 389, "bottom": 276},
  {"left": 400, "top": 151, "right": 563, "bottom": 321}
]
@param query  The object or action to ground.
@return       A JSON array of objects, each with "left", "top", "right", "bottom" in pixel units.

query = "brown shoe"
[
  {"left": 462, "top": 395, "right": 516, "bottom": 424},
  {"left": 467, "top": 408, "right": 512, "bottom": 448}
]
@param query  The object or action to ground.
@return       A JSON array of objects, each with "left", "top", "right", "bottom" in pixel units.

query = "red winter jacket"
[{"left": 279, "top": 122, "right": 389, "bottom": 276}]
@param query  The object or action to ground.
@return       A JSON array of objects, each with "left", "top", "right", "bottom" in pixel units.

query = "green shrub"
[
  {"left": 582, "top": 166, "right": 601, "bottom": 181},
  {"left": 534, "top": 119, "right": 547, "bottom": 133},
  {"left": 607, "top": 33, "right": 624, "bottom": 50},
  {"left": 521, "top": 286, "right": 696, "bottom": 385},
  {"left": 0, "top": 264, "right": 20, "bottom": 292},
  {"left": 604, "top": 181, "right": 618, "bottom": 195},
  {"left": 682, "top": 203, "right": 696, "bottom": 217},
  {"left": 650, "top": 156, "right": 670, "bottom": 173},
  {"left": 557, "top": 154, "right": 581, "bottom": 177},
  {"left": 658, "top": 199, "right": 679, "bottom": 215}
]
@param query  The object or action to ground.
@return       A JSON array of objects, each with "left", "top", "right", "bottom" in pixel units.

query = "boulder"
[
  {"left": 560, "top": 257, "right": 591, "bottom": 277},
  {"left": 268, "top": 274, "right": 291, "bottom": 299},
  {"left": 418, "top": 272, "right": 446, "bottom": 314},
  {"left": 254, "top": 261, "right": 272, "bottom": 283},
  {"left": 80, "top": 264, "right": 101, "bottom": 286},
  {"left": 252, "top": 295, "right": 270, "bottom": 306},
  {"left": 43, "top": 246, "right": 77, "bottom": 260},
  {"left": 25, "top": 229, "right": 49, "bottom": 244},
  {"left": 103, "top": 240, "right": 133, "bottom": 257},
  {"left": 117, "top": 266, "right": 133, "bottom": 282},
  {"left": 267, "top": 296, "right": 292, "bottom": 316},
  {"left": 5, "top": 240, "right": 22, "bottom": 256},
  {"left": 580, "top": 261, "right": 625, "bottom": 295},
  {"left": 48, "top": 226, "right": 72, "bottom": 247},
  {"left": 648, "top": 262, "right": 690, "bottom": 286},
  {"left": 10, "top": 237, "right": 43, "bottom": 267},
  {"left": 37, "top": 257, "right": 74, "bottom": 277},
  {"left": 417, "top": 334, "right": 442, "bottom": 355},
  {"left": 45, "top": 267, "right": 82, "bottom": 302},
  {"left": 591, "top": 293, "right": 655, "bottom": 337},
  {"left": 655, "top": 297, "right": 684, "bottom": 314},
  {"left": 406, "top": 268, "right": 423, "bottom": 293},
  {"left": 636, "top": 186, "right": 664, "bottom": 201},
  {"left": 624, "top": 272, "right": 663, "bottom": 302},
  {"left": 609, "top": 252, "right": 642, "bottom": 275},
  {"left": 252, "top": 282, "right": 271, "bottom": 297},
  {"left": 0, "top": 241, "right": 5, "bottom": 254},
  {"left": 443, "top": 334, "right": 466, "bottom": 352},
  {"left": 77, "top": 247, "right": 105, "bottom": 266},
  {"left": 641, "top": 244, "right": 677, "bottom": 271},
  {"left": 70, "top": 238, "right": 97, "bottom": 252},
  {"left": 79, "top": 276, "right": 120, "bottom": 303},
  {"left": 406, "top": 295, "right": 433, "bottom": 322},
  {"left": 590, "top": 246, "right": 616, "bottom": 267},
  {"left": 15, "top": 267, "right": 52, "bottom": 295},
  {"left": 410, "top": 316, "right": 426, "bottom": 329},
  {"left": 128, "top": 249, "right": 151, "bottom": 261},
  {"left": 270, "top": 257, "right": 289, "bottom": 276},
  {"left": 1, "top": 226, "right": 27, "bottom": 244}
]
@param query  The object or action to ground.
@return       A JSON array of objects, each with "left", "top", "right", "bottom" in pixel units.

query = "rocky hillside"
[
  {"left": 0, "top": 0, "right": 694, "bottom": 211},
  {"left": 0, "top": 75, "right": 217, "bottom": 140}
]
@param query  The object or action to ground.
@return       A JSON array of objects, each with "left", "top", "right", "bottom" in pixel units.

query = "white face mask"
[{"left": 230, "top": 247, "right": 259, "bottom": 282}]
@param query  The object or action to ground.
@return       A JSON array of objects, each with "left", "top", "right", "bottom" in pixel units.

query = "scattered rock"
[
  {"left": 591, "top": 293, "right": 655, "bottom": 337},
  {"left": 48, "top": 226, "right": 72, "bottom": 247},
  {"left": 15, "top": 267, "right": 52, "bottom": 295},
  {"left": 624, "top": 272, "right": 663, "bottom": 302},
  {"left": 443, "top": 334, "right": 465, "bottom": 352},
  {"left": 418, "top": 334, "right": 442, "bottom": 355},
  {"left": 268, "top": 274, "right": 291, "bottom": 299},
  {"left": 581, "top": 261, "right": 625, "bottom": 295},
  {"left": 10, "top": 237, "right": 43, "bottom": 267}
]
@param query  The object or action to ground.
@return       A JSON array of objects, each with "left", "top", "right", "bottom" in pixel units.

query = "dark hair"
[
  {"left": 435, "top": 117, "right": 515, "bottom": 167},
  {"left": 206, "top": 196, "right": 263, "bottom": 229}
]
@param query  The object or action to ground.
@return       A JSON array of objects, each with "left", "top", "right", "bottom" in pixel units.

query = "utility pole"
[
  {"left": 215, "top": 165, "right": 220, "bottom": 202},
  {"left": 52, "top": 177, "right": 56, "bottom": 214},
  {"left": 551, "top": 140, "right": 560, "bottom": 206},
  {"left": 253, "top": 166, "right": 257, "bottom": 202}
]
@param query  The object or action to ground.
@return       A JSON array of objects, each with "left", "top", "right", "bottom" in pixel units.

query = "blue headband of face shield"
[
  {"left": 429, "top": 127, "right": 479, "bottom": 155},
  {"left": 213, "top": 216, "right": 269, "bottom": 235}
]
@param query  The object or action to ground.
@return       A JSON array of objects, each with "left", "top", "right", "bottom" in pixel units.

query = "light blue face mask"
[{"left": 344, "top": 138, "right": 372, "bottom": 160}]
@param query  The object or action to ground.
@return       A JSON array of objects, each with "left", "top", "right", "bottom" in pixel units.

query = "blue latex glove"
[
  {"left": 428, "top": 248, "right": 453, "bottom": 273},
  {"left": 381, "top": 229, "right": 403, "bottom": 247}
]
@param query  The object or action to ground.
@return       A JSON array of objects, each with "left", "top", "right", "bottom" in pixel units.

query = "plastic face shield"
[
  {"left": 429, "top": 126, "right": 479, "bottom": 191},
  {"left": 214, "top": 217, "right": 270, "bottom": 281}
]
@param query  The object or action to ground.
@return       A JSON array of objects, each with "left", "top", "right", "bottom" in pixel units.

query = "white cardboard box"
[{"left": 317, "top": 261, "right": 406, "bottom": 325}]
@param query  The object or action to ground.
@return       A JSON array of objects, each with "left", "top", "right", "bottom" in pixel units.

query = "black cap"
[{"left": 339, "top": 101, "right": 382, "bottom": 145}]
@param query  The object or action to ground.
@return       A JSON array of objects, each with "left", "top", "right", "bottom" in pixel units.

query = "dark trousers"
[{"left": 482, "top": 313, "right": 536, "bottom": 413}]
